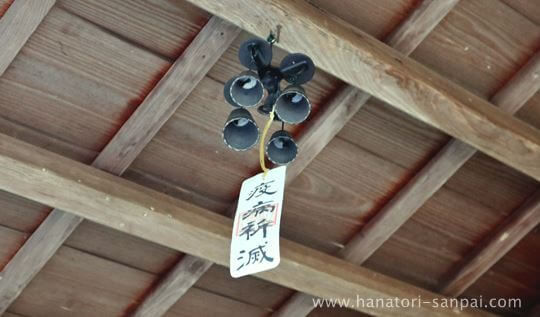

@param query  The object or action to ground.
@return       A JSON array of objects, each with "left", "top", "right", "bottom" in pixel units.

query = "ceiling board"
[
  {"left": 57, "top": 0, "right": 210, "bottom": 59},
  {"left": 411, "top": 0, "right": 540, "bottom": 98},
  {"left": 500, "top": 0, "right": 540, "bottom": 26},
  {"left": 0, "top": 7, "right": 171, "bottom": 157}
]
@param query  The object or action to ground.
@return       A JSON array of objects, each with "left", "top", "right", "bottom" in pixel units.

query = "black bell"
[
  {"left": 280, "top": 53, "right": 315, "bottom": 85},
  {"left": 238, "top": 38, "right": 273, "bottom": 70},
  {"left": 224, "top": 71, "right": 264, "bottom": 108},
  {"left": 274, "top": 85, "right": 311, "bottom": 124},
  {"left": 223, "top": 108, "right": 259, "bottom": 151},
  {"left": 266, "top": 130, "right": 298, "bottom": 165}
]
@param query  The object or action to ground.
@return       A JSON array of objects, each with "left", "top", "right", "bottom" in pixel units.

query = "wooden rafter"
[
  {"left": 185, "top": 0, "right": 540, "bottom": 182},
  {"left": 0, "top": 16, "right": 240, "bottom": 313},
  {"left": 134, "top": 1, "right": 463, "bottom": 316},
  {"left": 0, "top": 0, "right": 55, "bottom": 76},
  {"left": 275, "top": 49, "right": 540, "bottom": 316},
  {"left": 440, "top": 189, "right": 540, "bottom": 296},
  {"left": 0, "top": 133, "right": 493, "bottom": 317}
]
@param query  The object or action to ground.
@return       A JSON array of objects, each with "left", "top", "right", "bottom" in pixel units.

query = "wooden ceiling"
[{"left": 0, "top": 0, "right": 539, "bottom": 316}]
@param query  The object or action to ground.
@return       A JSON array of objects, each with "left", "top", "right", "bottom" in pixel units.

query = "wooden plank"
[
  {"left": 0, "top": 0, "right": 55, "bottom": 76},
  {"left": 0, "top": 133, "right": 493, "bottom": 317},
  {"left": 0, "top": 16, "right": 240, "bottom": 314},
  {"left": 57, "top": 0, "right": 210, "bottom": 59},
  {"left": 185, "top": 0, "right": 540, "bottom": 182},
  {"left": 272, "top": 1, "right": 459, "bottom": 315},
  {"left": 439, "top": 190, "right": 540, "bottom": 296},
  {"left": 0, "top": 210, "right": 82, "bottom": 312},
  {"left": 133, "top": 256, "right": 213, "bottom": 317}
]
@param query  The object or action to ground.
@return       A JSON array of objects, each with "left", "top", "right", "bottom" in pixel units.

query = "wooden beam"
[
  {"left": 0, "top": 0, "right": 55, "bottom": 76},
  {"left": 440, "top": 190, "right": 540, "bottom": 297},
  {"left": 132, "top": 256, "right": 213, "bottom": 317},
  {"left": 273, "top": 1, "right": 460, "bottom": 315},
  {"left": 185, "top": 0, "right": 540, "bottom": 182},
  {"left": 0, "top": 16, "right": 240, "bottom": 313},
  {"left": 0, "top": 134, "right": 493, "bottom": 317}
]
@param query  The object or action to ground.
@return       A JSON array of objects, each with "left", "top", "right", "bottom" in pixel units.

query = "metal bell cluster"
[{"left": 222, "top": 37, "right": 315, "bottom": 165}]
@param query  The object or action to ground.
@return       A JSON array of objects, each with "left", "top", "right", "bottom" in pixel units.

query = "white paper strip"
[{"left": 230, "top": 166, "right": 286, "bottom": 278}]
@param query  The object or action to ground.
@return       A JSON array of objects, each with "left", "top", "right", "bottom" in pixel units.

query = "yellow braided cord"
[{"left": 259, "top": 106, "right": 276, "bottom": 178}]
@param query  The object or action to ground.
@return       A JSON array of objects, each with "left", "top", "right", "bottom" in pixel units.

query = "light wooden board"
[
  {"left": 338, "top": 0, "right": 540, "bottom": 186},
  {"left": 357, "top": 51, "right": 540, "bottom": 296},
  {"left": 0, "top": 133, "right": 492, "bottom": 317},
  {"left": 0, "top": 210, "right": 82, "bottom": 311},
  {"left": 57, "top": 0, "right": 210, "bottom": 59},
  {"left": 92, "top": 16, "right": 241, "bottom": 174}
]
